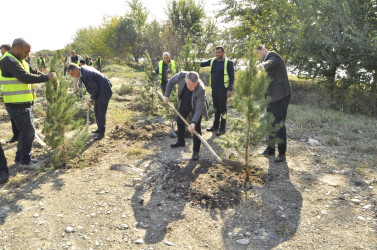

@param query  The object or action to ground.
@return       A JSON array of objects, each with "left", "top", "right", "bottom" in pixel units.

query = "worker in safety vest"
[
  {"left": 69, "top": 50, "right": 82, "bottom": 89},
  {"left": 154, "top": 52, "right": 176, "bottom": 95},
  {"left": 1, "top": 44, "right": 20, "bottom": 144},
  {"left": 0, "top": 38, "right": 56, "bottom": 169},
  {"left": 196, "top": 46, "right": 235, "bottom": 136},
  {"left": 96, "top": 55, "right": 102, "bottom": 72},
  {"left": 37, "top": 54, "right": 46, "bottom": 73}
]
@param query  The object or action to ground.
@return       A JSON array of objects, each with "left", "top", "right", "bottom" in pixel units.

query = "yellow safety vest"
[
  {"left": 98, "top": 58, "right": 102, "bottom": 65},
  {"left": 0, "top": 52, "right": 36, "bottom": 103},
  {"left": 38, "top": 57, "right": 46, "bottom": 67},
  {"left": 68, "top": 55, "right": 81, "bottom": 65},
  {"left": 209, "top": 57, "right": 229, "bottom": 88},
  {"left": 158, "top": 60, "right": 176, "bottom": 84}
]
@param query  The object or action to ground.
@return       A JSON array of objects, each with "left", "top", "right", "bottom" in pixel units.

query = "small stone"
[
  {"left": 357, "top": 216, "right": 366, "bottom": 221},
  {"left": 164, "top": 240, "right": 175, "bottom": 246},
  {"left": 363, "top": 204, "right": 372, "bottom": 209},
  {"left": 281, "top": 214, "right": 287, "bottom": 218},
  {"left": 236, "top": 239, "right": 250, "bottom": 245},
  {"left": 245, "top": 232, "right": 251, "bottom": 237},
  {"left": 122, "top": 214, "right": 127, "bottom": 218},
  {"left": 321, "top": 210, "right": 327, "bottom": 215},
  {"left": 65, "top": 226, "right": 74, "bottom": 233},
  {"left": 351, "top": 199, "right": 361, "bottom": 204},
  {"left": 228, "top": 232, "right": 233, "bottom": 237},
  {"left": 135, "top": 239, "right": 144, "bottom": 244},
  {"left": 33, "top": 213, "right": 39, "bottom": 218},
  {"left": 90, "top": 213, "right": 96, "bottom": 217},
  {"left": 308, "top": 138, "right": 319, "bottom": 146},
  {"left": 122, "top": 224, "right": 129, "bottom": 229}
]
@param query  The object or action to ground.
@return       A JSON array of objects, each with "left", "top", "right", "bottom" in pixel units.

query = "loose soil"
[{"left": 0, "top": 74, "right": 376, "bottom": 249}]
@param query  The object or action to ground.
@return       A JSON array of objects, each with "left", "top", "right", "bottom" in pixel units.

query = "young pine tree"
[
  {"left": 42, "top": 53, "right": 88, "bottom": 168},
  {"left": 141, "top": 50, "right": 160, "bottom": 115},
  {"left": 176, "top": 34, "right": 200, "bottom": 72},
  {"left": 216, "top": 39, "right": 275, "bottom": 181}
]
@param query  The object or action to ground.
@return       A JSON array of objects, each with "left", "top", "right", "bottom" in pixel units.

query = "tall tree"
[{"left": 166, "top": 0, "right": 205, "bottom": 57}]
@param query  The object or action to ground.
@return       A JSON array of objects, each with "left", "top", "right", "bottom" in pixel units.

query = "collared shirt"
[{"left": 200, "top": 58, "right": 235, "bottom": 90}]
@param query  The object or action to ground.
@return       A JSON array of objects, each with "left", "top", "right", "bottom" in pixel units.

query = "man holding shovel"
[
  {"left": 67, "top": 64, "right": 112, "bottom": 141},
  {"left": 163, "top": 71, "right": 208, "bottom": 161}
]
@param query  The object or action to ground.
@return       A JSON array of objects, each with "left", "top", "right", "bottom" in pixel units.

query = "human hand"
[
  {"left": 188, "top": 123, "right": 195, "bottom": 133},
  {"left": 87, "top": 100, "right": 93, "bottom": 108},
  {"left": 227, "top": 90, "right": 232, "bottom": 98},
  {"left": 48, "top": 72, "right": 56, "bottom": 80},
  {"left": 163, "top": 96, "right": 169, "bottom": 104}
]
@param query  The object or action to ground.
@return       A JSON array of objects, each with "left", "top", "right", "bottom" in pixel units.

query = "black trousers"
[
  {"left": 177, "top": 103, "right": 202, "bottom": 153},
  {"left": 161, "top": 82, "right": 167, "bottom": 96},
  {"left": 97, "top": 65, "right": 102, "bottom": 72},
  {"left": 212, "top": 89, "right": 227, "bottom": 129},
  {"left": 94, "top": 100, "right": 109, "bottom": 134},
  {"left": 0, "top": 144, "right": 8, "bottom": 172},
  {"left": 11, "top": 118, "right": 20, "bottom": 139},
  {"left": 266, "top": 95, "right": 291, "bottom": 155}
]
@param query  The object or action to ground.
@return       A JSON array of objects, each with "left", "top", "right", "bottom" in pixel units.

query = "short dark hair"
[
  {"left": 80, "top": 59, "right": 86, "bottom": 64},
  {"left": 67, "top": 63, "right": 80, "bottom": 72},
  {"left": 0, "top": 44, "right": 11, "bottom": 51},
  {"left": 215, "top": 46, "right": 225, "bottom": 52},
  {"left": 12, "top": 38, "right": 30, "bottom": 48},
  {"left": 256, "top": 45, "right": 265, "bottom": 50}
]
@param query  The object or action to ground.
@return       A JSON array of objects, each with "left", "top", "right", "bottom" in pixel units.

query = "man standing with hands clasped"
[
  {"left": 197, "top": 46, "right": 234, "bottom": 136},
  {"left": 256, "top": 45, "right": 291, "bottom": 163},
  {"left": 163, "top": 71, "right": 208, "bottom": 161},
  {"left": 67, "top": 63, "right": 112, "bottom": 141}
]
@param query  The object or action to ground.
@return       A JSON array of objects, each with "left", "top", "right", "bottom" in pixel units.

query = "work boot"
[
  {"left": 94, "top": 133, "right": 104, "bottom": 140},
  {"left": 216, "top": 118, "right": 226, "bottom": 136},
  {"left": 206, "top": 126, "right": 218, "bottom": 132},
  {"left": 91, "top": 129, "right": 100, "bottom": 133},
  {"left": 15, "top": 158, "right": 38, "bottom": 164},
  {"left": 0, "top": 170, "right": 9, "bottom": 184},
  {"left": 170, "top": 141, "right": 185, "bottom": 148},
  {"left": 191, "top": 151, "right": 199, "bottom": 161},
  {"left": 19, "top": 162, "right": 38, "bottom": 170},
  {"left": 258, "top": 147, "right": 275, "bottom": 156},
  {"left": 6, "top": 137, "right": 18, "bottom": 143},
  {"left": 275, "top": 154, "right": 286, "bottom": 163}
]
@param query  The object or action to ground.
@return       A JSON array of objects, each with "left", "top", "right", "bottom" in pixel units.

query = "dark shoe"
[
  {"left": 191, "top": 152, "right": 199, "bottom": 161},
  {"left": 206, "top": 126, "right": 218, "bottom": 132},
  {"left": 94, "top": 134, "right": 104, "bottom": 140},
  {"left": 15, "top": 158, "right": 38, "bottom": 164},
  {"left": 216, "top": 129, "right": 225, "bottom": 136},
  {"left": 91, "top": 129, "right": 100, "bottom": 133},
  {"left": 0, "top": 170, "right": 9, "bottom": 184},
  {"left": 259, "top": 148, "right": 275, "bottom": 156},
  {"left": 170, "top": 141, "right": 185, "bottom": 148},
  {"left": 275, "top": 154, "right": 286, "bottom": 163},
  {"left": 6, "top": 137, "right": 18, "bottom": 143}
]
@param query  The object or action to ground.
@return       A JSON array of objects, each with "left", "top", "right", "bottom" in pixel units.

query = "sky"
[{"left": 1, "top": 0, "right": 223, "bottom": 52}]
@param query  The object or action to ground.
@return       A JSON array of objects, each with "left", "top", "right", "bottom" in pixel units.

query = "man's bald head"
[{"left": 12, "top": 38, "right": 30, "bottom": 49}]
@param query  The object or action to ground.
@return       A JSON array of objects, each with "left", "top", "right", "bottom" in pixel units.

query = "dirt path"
[{"left": 0, "top": 75, "right": 376, "bottom": 249}]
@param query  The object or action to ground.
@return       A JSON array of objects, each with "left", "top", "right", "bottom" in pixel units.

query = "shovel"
[
  {"left": 86, "top": 105, "right": 90, "bottom": 129},
  {"left": 156, "top": 91, "right": 243, "bottom": 172}
]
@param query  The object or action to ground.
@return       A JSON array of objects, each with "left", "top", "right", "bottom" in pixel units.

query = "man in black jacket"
[
  {"left": 256, "top": 45, "right": 291, "bottom": 163},
  {"left": 198, "top": 46, "right": 235, "bottom": 136},
  {"left": 67, "top": 64, "right": 112, "bottom": 140},
  {"left": 0, "top": 38, "right": 56, "bottom": 169}
]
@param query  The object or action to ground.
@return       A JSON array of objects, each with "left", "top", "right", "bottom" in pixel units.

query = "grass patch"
[{"left": 125, "top": 146, "right": 144, "bottom": 157}]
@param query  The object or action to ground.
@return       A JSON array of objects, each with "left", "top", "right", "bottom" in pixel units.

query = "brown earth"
[{"left": 0, "top": 75, "right": 376, "bottom": 249}]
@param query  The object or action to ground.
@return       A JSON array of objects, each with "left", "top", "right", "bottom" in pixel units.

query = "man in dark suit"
[
  {"left": 67, "top": 64, "right": 112, "bottom": 140},
  {"left": 163, "top": 71, "right": 208, "bottom": 161},
  {"left": 256, "top": 45, "right": 291, "bottom": 163}
]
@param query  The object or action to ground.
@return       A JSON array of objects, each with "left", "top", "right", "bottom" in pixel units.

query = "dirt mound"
[{"left": 109, "top": 120, "right": 169, "bottom": 141}]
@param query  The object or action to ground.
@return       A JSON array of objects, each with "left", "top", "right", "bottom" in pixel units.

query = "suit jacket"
[
  {"left": 261, "top": 51, "right": 291, "bottom": 103},
  {"left": 165, "top": 71, "right": 209, "bottom": 123},
  {"left": 80, "top": 66, "right": 112, "bottom": 103}
]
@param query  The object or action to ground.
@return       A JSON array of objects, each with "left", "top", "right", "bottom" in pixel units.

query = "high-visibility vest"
[
  {"left": 209, "top": 57, "right": 229, "bottom": 88},
  {"left": 158, "top": 60, "right": 176, "bottom": 84},
  {"left": 98, "top": 58, "right": 102, "bottom": 65},
  {"left": 68, "top": 55, "right": 81, "bottom": 65},
  {"left": 0, "top": 52, "right": 36, "bottom": 103},
  {"left": 38, "top": 57, "right": 46, "bottom": 67}
]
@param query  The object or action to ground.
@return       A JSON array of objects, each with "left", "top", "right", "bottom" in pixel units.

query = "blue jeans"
[{"left": 5, "top": 104, "right": 35, "bottom": 164}]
